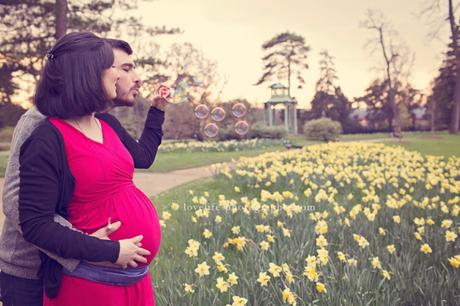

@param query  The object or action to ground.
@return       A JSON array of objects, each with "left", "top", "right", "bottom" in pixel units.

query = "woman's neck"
[{"left": 73, "top": 113, "right": 96, "bottom": 127}]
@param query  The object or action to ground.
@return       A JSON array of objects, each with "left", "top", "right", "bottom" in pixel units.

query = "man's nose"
[{"left": 133, "top": 71, "right": 141, "bottom": 86}]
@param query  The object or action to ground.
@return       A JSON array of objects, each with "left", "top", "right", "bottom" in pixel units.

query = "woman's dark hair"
[{"left": 34, "top": 32, "right": 115, "bottom": 119}]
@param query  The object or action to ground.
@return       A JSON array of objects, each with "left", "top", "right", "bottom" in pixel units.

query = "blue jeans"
[{"left": 0, "top": 271, "right": 43, "bottom": 306}]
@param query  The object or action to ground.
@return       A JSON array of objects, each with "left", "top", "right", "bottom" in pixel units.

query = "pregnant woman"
[{"left": 18, "top": 32, "right": 164, "bottom": 305}]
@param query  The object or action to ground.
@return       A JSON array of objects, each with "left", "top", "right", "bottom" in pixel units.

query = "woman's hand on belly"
[
  {"left": 86, "top": 221, "right": 151, "bottom": 268},
  {"left": 116, "top": 235, "right": 151, "bottom": 268}
]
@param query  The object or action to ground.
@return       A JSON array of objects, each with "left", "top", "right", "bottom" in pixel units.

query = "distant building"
[{"left": 264, "top": 83, "right": 298, "bottom": 134}]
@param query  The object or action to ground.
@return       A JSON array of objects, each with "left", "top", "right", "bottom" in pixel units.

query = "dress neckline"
[{"left": 55, "top": 117, "right": 106, "bottom": 145}]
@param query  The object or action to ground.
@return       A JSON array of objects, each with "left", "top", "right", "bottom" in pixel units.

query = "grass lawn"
[
  {"left": 289, "top": 131, "right": 460, "bottom": 157},
  {"left": 384, "top": 132, "right": 460, "bottom": 157},
  {"left": 147, "top": 146, "right": 286, "bottom": 173}
]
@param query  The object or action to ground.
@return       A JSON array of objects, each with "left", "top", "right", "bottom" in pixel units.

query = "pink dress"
[{"left": 44, "top": 118, "right": 162, "bottom": 306}]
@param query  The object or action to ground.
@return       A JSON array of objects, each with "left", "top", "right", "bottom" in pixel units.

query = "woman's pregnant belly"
[{"left": 68, "top": 186, "right": 162, "bottom": 265}]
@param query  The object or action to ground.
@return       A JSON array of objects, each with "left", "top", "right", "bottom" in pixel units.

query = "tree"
[
  {"left": 357, "top": 78, "right": 422, "bottom": 132},
  {"left": 427, "top": 49, "right": 456, "bottom": 130},
  {"left": 447, "top": 0, "right": 460, "bottom": 132},
  {"left": 421, "top": 0, "right": 460, "bottom": 133},
  {"left": 356, "top": 79, "right": 392, "bottom": 131},
  {"left": 361, "top": 10, "right": 413, "bottom": 137},
  {"left": 309, "top": 50, "right": 351, "bottom": 131},
  {"left": 0, "top": 0, "right": 179, "bottom": 106},
  {"left": 255, "top": 32, "right": 310, "bottom": 96}
]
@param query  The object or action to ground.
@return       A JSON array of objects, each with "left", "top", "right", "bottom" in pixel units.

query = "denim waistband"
[{"left": 63, "top": 262, "right": 148, "bottom": 286}]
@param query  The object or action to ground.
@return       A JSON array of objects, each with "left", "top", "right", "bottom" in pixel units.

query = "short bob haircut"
[{"left": 34, "top": 32, "right": 114, "bottom": 119}]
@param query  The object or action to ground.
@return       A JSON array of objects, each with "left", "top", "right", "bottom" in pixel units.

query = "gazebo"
[{"left": 264, "top": 83, "right": 298, "bottom": 134}]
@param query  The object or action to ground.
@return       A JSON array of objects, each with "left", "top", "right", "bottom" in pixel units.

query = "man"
[{"left": 0, "top": 38, "right": 167, "bottom": 305}]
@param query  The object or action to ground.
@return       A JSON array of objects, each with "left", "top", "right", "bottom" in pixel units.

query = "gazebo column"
[
  {"left": 293, "top": 103, "right": 298, "bottom": 134},
  {"left": 284, "top": 104, "right": 289, "bottom": 133},
  {"left": 268, "top": 104, "right": 273, "bottom": 126}
]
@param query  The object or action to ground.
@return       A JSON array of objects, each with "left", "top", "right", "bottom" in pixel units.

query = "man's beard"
[{"left": 112, "top": 97, "right": 135, "bottom": 107}]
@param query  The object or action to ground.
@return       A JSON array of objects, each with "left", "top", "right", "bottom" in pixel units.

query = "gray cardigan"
[{"left": 0, "top": 107, "right": 79, "bottom": 279}]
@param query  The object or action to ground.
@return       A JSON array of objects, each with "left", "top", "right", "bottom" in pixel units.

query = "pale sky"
[{"left": 135, "top": 0, "right": 448, "bottom": 109}]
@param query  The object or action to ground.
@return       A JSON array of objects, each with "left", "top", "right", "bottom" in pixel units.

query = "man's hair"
[
  {"left": 34, "top": 32, "right": 114, "bottom": 119},
  {"left": 105, "top": 38, "right": 133, "bottom": 55}
]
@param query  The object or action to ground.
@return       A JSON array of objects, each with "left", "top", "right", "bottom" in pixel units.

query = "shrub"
[
  {"left": 303, "top": 117, "right": 342, "bottom": 142},
  {"left": 247, "top": 122, "right": 286, "bottom": 139}
]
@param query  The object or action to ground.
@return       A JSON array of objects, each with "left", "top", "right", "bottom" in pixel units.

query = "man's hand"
[
  {"left": 151, "top": 96, "right": 168, "bottom": 111},
  {"left": 90, "top": 221, "right": 121, "bottom": 240}
]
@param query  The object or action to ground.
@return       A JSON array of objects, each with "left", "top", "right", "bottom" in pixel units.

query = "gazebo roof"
[
  {"left": 270, "top": 83, "right": 287, "bottom": 89},
  {"left": 266, "top": 95, "right": 296, "bottom": 104}
]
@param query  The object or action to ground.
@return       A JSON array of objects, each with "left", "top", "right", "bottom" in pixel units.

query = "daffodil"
[
  {"left": 257, "top": 272, "right": 270, "bottom": 286},
  {"left": 228, "top": 272, "right": 238, "bottom": 286},
  {"left": 194, "top": 261, "right": 210, "bottom": 277},
  {"left": 268, "top": 263, "right": 282, "bottom": 277},
  {"left": 420, "top": 243, "right": 432, "bottom": 254},
  {"left": 282, "top": 288, "right": 297, "bottom": 305},
  {"left": 183, "top": 283, "right": 195, "bottom": 294},
  {"left": 216, "top": 277, "right": 229, "bottom": 293},
  {"left": 315, "top": 282, "right": 327, "bottom": 293},
  {"left": 387, "top": 244, "right": 396, "bottom": 255},
  {"left": 446, "top": 231, "right": 457, "bottom": 242}
]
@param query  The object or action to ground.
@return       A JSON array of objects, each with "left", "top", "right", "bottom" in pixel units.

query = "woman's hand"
[
  {"left": 116, "top": 235, "right": 151, "bottom": 268},
  {"left": 88, "top": 222, "right": 150, "bottom": 268}
]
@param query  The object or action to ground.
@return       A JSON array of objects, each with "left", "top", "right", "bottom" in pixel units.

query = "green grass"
[
  {"left": 385, "top": 132, "right": 460, "bottom": 157},
  {"left": 289, "top": 131, "right": 460, "bottom": 157},
  {"left": 147, "top": 146, "right": 285, "bottom": 172}
]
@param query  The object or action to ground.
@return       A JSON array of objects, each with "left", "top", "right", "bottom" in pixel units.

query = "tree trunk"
[
  {"left": 451, "top": 58, "right": 460, "bottom": 133},
  {"left": 389, "top": 88, "right": 401, "bottom": 137},
  {"left": 54, "top": 0, "right": 68, "bottom": 40},
  {"left": 378, "top": 25, "right": 401, "bottom": 137},
  {"left": 448, "top": 0, "right": 460, "bottom": 133}
]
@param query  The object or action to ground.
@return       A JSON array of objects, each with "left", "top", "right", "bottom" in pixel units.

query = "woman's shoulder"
[{"left": 25, "top": 119, "right": 63, "bottom": 146}]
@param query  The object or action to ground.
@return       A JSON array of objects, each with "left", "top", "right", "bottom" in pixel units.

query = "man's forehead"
[{"left": 113, "top": 48, "right": 135, "bottom": 65}]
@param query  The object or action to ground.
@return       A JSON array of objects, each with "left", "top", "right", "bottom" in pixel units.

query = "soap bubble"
[
  {"left": 231, "top": 103, "right": 247, "bottom": 118},
  {"left": 203, "top": 123, "right": 219, "bottom": 138},
  {"left": 234, "top": 120, "right": 249, "bottom": 136},
  {"left": 170, "top": 79, "right": 189, "bottom": 104},
  {"left": 158, "top": 85, "right": 170, "bottom": 99},
  {"left": 210, "top": 107, "right": 226, "bottom": 122},
  {"left": 194, "top": 104, "right": 209, "bottom": 119}
]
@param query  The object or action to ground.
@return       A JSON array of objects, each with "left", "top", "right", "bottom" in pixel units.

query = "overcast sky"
[{"left": 135, "top": 0, "right": 449, "bottom": 109}]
